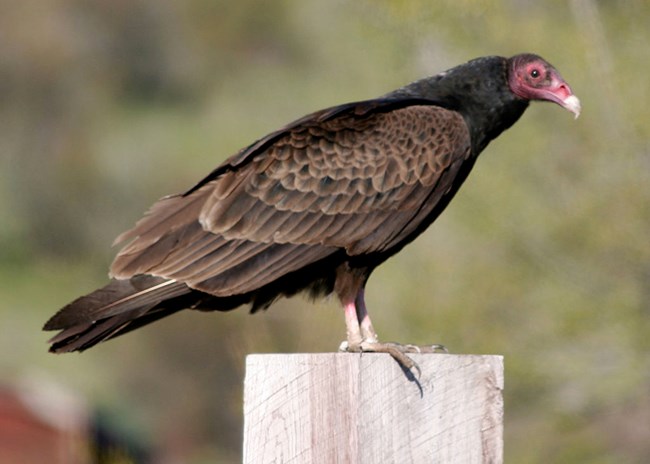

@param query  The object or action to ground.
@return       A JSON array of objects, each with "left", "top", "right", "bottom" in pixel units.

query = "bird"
[{"left": 44, "top": 53, "right": 580, "bottom": 370}]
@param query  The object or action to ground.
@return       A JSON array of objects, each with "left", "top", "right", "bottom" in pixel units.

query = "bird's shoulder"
[{"left": 186, "top": 98, "right": 469, "bottom": 193}]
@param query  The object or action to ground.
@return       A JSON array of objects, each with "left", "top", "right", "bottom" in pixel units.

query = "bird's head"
[{"left": 508, "top": 53, "right": 581, "bottom": 119}]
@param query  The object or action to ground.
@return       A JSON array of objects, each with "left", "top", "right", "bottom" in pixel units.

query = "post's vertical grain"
[{"left": 243, "top": 353, "right": 503, "bottom": 464}]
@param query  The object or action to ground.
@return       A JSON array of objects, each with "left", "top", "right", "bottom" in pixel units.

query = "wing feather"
[{"left": 109, "top": 103, "right": 471, "bottom": 300}]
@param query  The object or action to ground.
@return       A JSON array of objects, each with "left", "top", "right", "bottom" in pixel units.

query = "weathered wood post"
[{"left": 243, "top": 353, "right": 503, "bottom": 463}]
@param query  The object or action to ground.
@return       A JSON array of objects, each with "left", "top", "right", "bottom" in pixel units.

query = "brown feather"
[{"left": 45, "top": 276, "right": 189, "bottom": 330}]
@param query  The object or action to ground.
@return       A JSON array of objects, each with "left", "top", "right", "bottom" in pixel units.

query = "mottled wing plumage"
[{"left": 110, "top": 105, "right": 470, "bottom": 296}]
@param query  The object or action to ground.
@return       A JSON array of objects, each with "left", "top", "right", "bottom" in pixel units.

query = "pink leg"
[
  {"left": 343, "top": 290, "right": 379, "bottom": 348},
  {"left": 344, "top": 300, "right": 363, "bottom": 348},
  {"left": 354, "top": 289, "right": 378, "bottom": 343}
]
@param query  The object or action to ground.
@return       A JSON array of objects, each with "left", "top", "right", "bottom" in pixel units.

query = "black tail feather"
[
  {"left": 48, "top": 305, "right": 155, "bottom": 353},
  {"left": 44, "top": 275, "right": 190, "bottom": 331},
  {"left": 45, "top": 275, "right": 192, "bottom": 353}
]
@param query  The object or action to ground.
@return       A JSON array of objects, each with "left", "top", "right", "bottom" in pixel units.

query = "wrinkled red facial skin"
[{"left": 508, "top": 55, "right": 575, "bottom": 108}]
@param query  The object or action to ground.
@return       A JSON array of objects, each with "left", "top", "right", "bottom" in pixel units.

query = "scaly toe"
[{"left": 358, "top": 341, "right": 421, "bottom": 378}]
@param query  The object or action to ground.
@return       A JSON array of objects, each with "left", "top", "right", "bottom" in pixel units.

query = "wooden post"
[{"left": 243, "top": 353, "right": 503, "bottom": 464}]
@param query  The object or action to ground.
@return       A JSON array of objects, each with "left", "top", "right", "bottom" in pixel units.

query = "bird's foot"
[{"left": 339, "top": 340, "right": 448, "bottom": 378}]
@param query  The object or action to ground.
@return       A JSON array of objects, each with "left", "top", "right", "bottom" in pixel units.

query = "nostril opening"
[{"left": 557, "top": 83, "right": 571, "bottom": 99}]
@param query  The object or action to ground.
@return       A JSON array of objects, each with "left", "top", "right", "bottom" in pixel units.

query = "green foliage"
[{"left": 1, "top": 0, "right": 648, "bottom": 462}]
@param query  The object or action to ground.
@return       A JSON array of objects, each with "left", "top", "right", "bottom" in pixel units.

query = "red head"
[{"left": 508, "top": 54, "right": 581, "bottom": 119}]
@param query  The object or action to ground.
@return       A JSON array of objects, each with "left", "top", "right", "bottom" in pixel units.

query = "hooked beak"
[
  {"left": 560, "top": 94, "right": 581, "bottom": 119},
  {"left": 545, "top": 80, "right": 581, "bottom": 119}
]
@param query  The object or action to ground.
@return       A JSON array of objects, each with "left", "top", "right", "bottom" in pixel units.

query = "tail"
[{"left": 44, "top": 275, "right": 193, "bottom": 353}]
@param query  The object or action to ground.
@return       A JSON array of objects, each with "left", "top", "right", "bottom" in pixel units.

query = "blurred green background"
[{"left": 1, "top": 0, "right": 648, "bottom": 462}]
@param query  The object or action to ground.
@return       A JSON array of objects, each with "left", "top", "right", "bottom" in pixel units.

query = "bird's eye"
[{"left": 530, "top": 69, "right": 540, "bottom": 78}]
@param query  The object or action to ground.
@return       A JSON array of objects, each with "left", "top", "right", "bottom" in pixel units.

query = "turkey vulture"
[{"left": 45, "top": 54, "right": 580, "bottom": 368}]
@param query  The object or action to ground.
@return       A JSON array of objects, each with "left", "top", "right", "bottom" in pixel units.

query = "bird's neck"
[{"left": 388, "top": 56, "right": 530, "bottom": 154}]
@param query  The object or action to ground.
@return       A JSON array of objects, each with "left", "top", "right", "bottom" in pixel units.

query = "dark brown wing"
[{"left": 110, "top": 104, "right": 471, "bottom": 297}]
